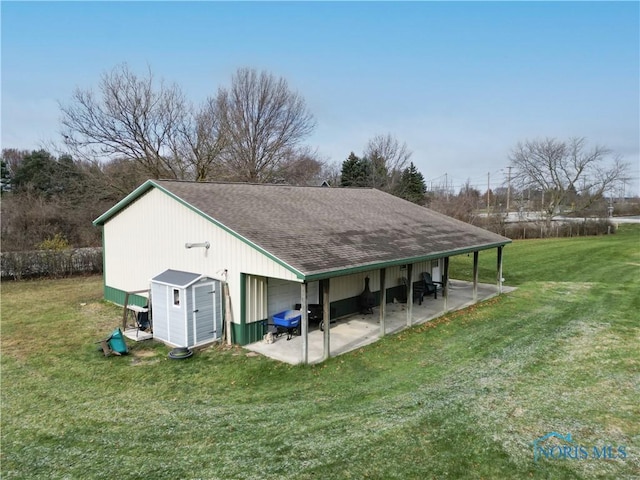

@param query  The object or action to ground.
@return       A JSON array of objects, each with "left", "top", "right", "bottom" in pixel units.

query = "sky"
[{"left": 2, "top": 1, "right": 639, "bottom": 195}]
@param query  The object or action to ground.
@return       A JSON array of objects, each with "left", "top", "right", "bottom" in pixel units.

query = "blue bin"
[
  {"left": 273, "top": 310, "right": 301, "bottom": 328},
  {"left": 107, "top": 328, "right": 128, "bottom": 354}
]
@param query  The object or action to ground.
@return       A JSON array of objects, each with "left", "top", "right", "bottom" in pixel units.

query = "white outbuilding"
[{"left": 93, "top": 179, "right": 511, "bottom": 362}]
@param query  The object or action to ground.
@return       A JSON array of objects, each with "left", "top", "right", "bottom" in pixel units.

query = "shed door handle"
[{"left": 194, "top": 309, "right": 199, "bottom": 313}]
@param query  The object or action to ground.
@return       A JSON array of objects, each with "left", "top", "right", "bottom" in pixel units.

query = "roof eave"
[
  {"left": 299, "top": 240, "right": 511, "bottom": 282},
  {"left": 93, "top": 179, "right": 158, "bottom": 226}
]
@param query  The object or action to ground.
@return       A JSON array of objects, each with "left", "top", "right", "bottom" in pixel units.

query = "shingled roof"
[{"left": 95, "top": 180, "right": 510, "bottom": 280}]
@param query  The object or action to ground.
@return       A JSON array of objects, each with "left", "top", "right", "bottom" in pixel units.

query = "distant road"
[
  {"left": 607, "top": 216, "right": 640, "bottom": 224},
  {"left": 479, "top": 212, "right": 640, "bottom": 224}
]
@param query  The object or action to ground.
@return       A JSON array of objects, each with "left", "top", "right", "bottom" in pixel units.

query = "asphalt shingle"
[{"left": 153, "top": 180, "right": 510, "bottom": 278}]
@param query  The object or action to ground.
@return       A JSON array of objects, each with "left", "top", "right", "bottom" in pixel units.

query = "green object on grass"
[{"left": 107, "top": 328, "right": 128, "bottom": 354}]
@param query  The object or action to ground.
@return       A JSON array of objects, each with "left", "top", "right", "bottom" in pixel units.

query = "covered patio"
[{"left": 246, "top": 279, "right": 516, "bottom": 364}]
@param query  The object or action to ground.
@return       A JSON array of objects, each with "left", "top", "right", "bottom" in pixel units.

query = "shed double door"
[{"left": 192, "top": 282, "right": 221, "bottom": 345}]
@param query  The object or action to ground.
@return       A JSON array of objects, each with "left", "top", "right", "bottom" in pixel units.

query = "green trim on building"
[
  {"left": 386, "top": 285, "right": 406, "bottom": 304},
  {"left": 243, "top": 320, "right": 268, "bottom": 345},
  {"left": 93, "top": 180, "right": 157, "bottom": 226},
  {"left": 103, "top": 285, "right": 148, "bottom": 307},
  {"left": 329, "top": 285, "right": 406, "bottom": 320},
  {"left": 330, "top": 296, "right": 362, "bottom": 320},
  {"left": 301, "top": 242, "right": 510, "bottom": 282},
  {"left": 230, "top": 321, "right": 267, "bottom": 346},
  {"left": 230, "top": 323, "right": 241, "bottom": 345}
]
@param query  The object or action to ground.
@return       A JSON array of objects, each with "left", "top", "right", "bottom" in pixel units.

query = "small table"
[{"left": 124, "top": 305, "right": 149, "bottom": 330}]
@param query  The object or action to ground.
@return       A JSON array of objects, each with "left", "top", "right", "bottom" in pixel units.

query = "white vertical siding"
[
  {"left": 412, "top": 261, "right": 430, "bottom": 281},
  {"left": 331, "top": 270, "right": 379, "bottom": 302},
  {"left": 385, "top": 265, "right": 405, "bottom": 291},
  {"left": 245, "top": 275, "right": 267, "bottom": 323},
  {"left": 103, "top": 188, "right": 300, "bottom": 324}
]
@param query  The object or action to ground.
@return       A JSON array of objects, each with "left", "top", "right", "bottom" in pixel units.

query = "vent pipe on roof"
[{"left": 185, "top": 241, "right": 210, "bottom": 250}]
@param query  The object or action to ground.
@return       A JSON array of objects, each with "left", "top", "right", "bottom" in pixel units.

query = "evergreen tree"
[
  {"left": 340, "top": 152, "right": 371, "bottom": 187},
  {"left": 11, "top": 150, "right": 62, "bottom": 196},
  {"left": 368, "top": 152, "right": 389, "bottom": 189},
  {"left": 394, "top": 162, "right": 426, "bottom": 204}
]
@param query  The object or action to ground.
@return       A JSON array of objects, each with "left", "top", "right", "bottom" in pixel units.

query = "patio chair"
[
  {"left": 402, "top": 277, "right": 426, "bottom": 305},
  {"left": 421, "top": 272, "right": 443, "bottom": 299}
]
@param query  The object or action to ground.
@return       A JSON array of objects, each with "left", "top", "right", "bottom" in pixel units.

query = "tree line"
[
  {"left": 0, "top": 145, "right": 422, "bottom": 253},
  {"left": 1, "top": 65, "right": 433, "bottom": 252},
  {"left": 1, "top": 64, "right": 632, "bottom": 252}
]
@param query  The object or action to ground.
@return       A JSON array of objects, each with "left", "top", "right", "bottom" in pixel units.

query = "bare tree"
[
  {"left": 271, "top": 146, "right": 326, "bottom": 185},
  {"left": 509, "top": 137, "right": 629, "bottom": 220},
  {"left": 363, "top": 133, "right": 412, "bottom": 190},
  {"left": 319, "top": 160, "right": 342, "bottom": 187},
  {"left": 215, "top": 68, "right": 316, "bottom": 182},
  {"left": 60, "top": 64, "right": 191, "bottom": 179},
  {"left": 176, "top": 97, "right": 227, "bottom": 181}
]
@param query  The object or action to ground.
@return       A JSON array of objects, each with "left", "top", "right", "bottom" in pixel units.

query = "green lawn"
[{"left": 2, "top": 225, "right": 639, "bottom": 479}]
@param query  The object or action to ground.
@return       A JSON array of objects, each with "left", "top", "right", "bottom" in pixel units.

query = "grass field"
[{"left": 2, "top": 225, "right": 639, "bottom": 479}]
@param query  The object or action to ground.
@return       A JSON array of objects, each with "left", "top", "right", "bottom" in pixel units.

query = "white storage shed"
[{"left": 151, "top": 269, "right": 223, "bottom": 348}]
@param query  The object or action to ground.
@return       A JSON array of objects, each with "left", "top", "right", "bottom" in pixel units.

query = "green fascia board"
[
  {"left": 92, "top": 180, "right": 305, "bottom": 280},
  {"left": 301, "top": 241, "right": 511, "bottom": 282},
  {"left": 93, "top": 179, "right": 157, "bottom": 226},
  {"left": 104, "top": 285, "right": 148, "bottom": 307}
]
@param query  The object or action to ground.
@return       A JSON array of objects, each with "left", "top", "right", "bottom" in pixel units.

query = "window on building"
[{"left": 173, "top": 288, "right": 180, "bottom": 306}]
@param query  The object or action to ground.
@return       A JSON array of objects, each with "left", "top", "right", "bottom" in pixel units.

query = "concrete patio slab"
[{"left": 245, "top": 280, "right": 516, "bottom": 364}]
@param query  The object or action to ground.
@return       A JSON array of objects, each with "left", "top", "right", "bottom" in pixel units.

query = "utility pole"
[
  {"left": 506, "top": 166, "right": 512, "bottom": 212},
  {"left": 487, "top": 172, "right": 490, "bottom": 211},
  {"left": 444, "top": 173, "right": 448, "bottom": 200}
]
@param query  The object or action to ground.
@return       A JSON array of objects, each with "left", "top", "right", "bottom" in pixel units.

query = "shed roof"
[
  {"left": 152, "top": 269, "right": 202, "bottom": 287},
  {"left": 95, "top": 180, "right": 510, "bottom": 280}
]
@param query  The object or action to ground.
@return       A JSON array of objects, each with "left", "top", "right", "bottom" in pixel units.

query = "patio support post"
[
  {"left": 322, "top": 279, "right": 330, "bottom": 361},
  {"left": 473, "top": 251, "right": 479, "bottom": 302},
  {"left": 443, "top": 257, "right": 450, "bottom": 312},
  {"left": 379, "top": 267, "right": 387, "bottom": 336},
  {"left": 497, "top": 246, "right": 504, "bottom": 294},
  {"left": 301, "top": 282, "right": 309, "bottom": 365},
  {"left": 406, "top": 263, "right": 413, "bottom": 327}
]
